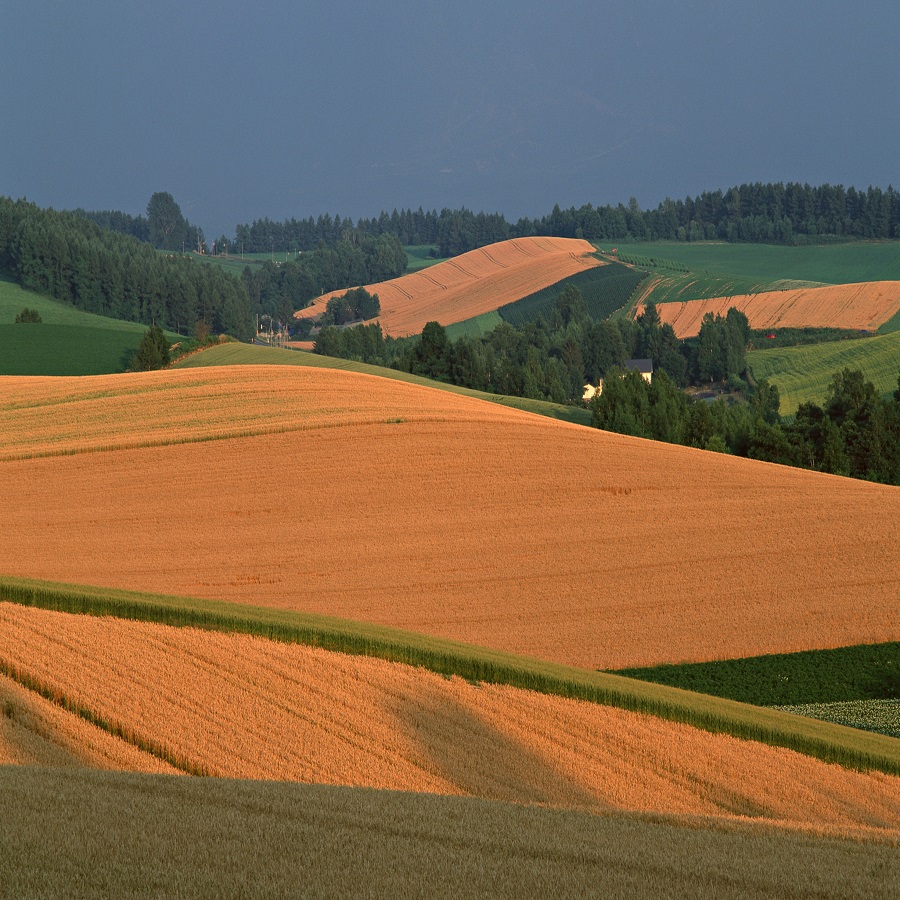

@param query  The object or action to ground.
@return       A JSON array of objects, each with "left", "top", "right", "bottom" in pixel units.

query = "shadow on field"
[{"left": 395, "top": 686, "right": 607, "bottom": 813}]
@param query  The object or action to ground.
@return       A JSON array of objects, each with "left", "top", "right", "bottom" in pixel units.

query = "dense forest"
[
  {"left": 0, "top": 197, "right": 253, "bottom": 339},
  {"left": 226, "top": 182, "right": 900, "bottom": 259}
]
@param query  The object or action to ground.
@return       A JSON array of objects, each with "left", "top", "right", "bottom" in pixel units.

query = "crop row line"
[{"left": 0, "top": 655, "right": 209, "bottom": 777}]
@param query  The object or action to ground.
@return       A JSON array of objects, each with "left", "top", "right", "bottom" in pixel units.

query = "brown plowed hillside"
[
  {"left": 3, "top": 604, "right": 898, "bottom": 837},
  {"left": 649, "top": 281, "right": 900, "bottom": 337},
  {"left": 0, "top": 366, "right": 897, "bottom": 670},
  {"left": 294, "top": 237, "right": 602, "bottom": 336}
]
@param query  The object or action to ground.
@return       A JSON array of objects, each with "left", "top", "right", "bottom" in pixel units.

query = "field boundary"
[{"left": 2, "top": 576, "right": 898, "bottom": 776}]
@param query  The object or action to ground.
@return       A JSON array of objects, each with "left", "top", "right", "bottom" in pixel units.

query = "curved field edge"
[
  {"left": 4, "top": 770, "right": 896, "bottom": 900},
  {"left": 2, "top": 576, "right": 898, "bottom": 776},
  {"left": 173, "top": 342, "right": 593, "bottom": 426}
]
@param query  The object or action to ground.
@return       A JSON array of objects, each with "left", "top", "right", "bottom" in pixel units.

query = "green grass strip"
[{"left": 2, "top": 575, "right": 898, "bottom": 776}]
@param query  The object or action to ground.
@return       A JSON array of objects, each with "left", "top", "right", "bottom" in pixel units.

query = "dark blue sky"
[{"left": 2, "top": 0, "right": 897, "bottom": 238}]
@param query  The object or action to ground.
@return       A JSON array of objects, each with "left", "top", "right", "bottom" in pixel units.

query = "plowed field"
[
  {"left": 3, "top": 605, "right": 898, "bottom": 836},
  {"left": 648, "top": 281, "right": 900, "bottom": 337},
  {"left": 0, "top": 366, "right": 897, "bottom": 670},
  {"left": 294, "top": 237, "right": 602, "bottom": 336}
]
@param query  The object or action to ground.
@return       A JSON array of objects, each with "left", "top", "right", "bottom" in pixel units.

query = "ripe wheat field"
[
  {"left": 2, "top": 604, "right": 898, "bottom": 837},
  {"left": 0, "top": 366, "right": 900, "bottom": 668},
  {"left": 294, "top": 237, "right": 602, "bottom": 335},
  {"left": 649, "top": 281, "right": 900, "bottom": 337},
  {"left": 0, "top": 366, "right": 896, "bottom": 670}
]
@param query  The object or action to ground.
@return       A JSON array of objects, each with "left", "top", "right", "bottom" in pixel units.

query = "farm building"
[{"left": 583, "top": 359, "right": 653, "bottom": 401}]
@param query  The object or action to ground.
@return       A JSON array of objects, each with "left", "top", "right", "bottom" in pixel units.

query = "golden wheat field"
[
  {"left": 0, "top": 366, "right": 897, "bottom": 670},
  {"left": 2, "top": 604, "right": 898, "bottom": 837},
  {"left": 649, "top": 281, "right": 900, "bottom": 337},
  {"left": 294, "top": 237, "right": 602, "bottom": 335}
]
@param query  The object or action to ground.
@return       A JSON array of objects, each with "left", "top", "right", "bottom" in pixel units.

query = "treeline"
[
  {"left": 233, "top": 208, "right": 509, "bottom": 258},
  {"left": 240, "top": 232, "right": 406, "bottom": 325},
  {"left": 515, "top": 183, "right": 900, "bottom": 245},
  {"left": 314, "top": 291, "right": 744, "bottom": 402},
  {"left": 593, "top": 367, "right": 900, "bottom": 485},
  {"left": 234, "top": 182, "right": 899, "bottom": 257},
  {"left": 0, "top": 197, "right": 253, "bottom": 339}
]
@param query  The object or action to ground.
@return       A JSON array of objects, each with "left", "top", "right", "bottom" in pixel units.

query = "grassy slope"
[
  {"left": 5, "top": 768, "right": 896, "bottom": 900},
  {"left": 2, "top": 577, "right": 898, "bottom": 776},
  {"left": 175, "top": 342, "right": 593, "bottom": 426},
  {"left": 748, "top": 331, "right": 900, "bottom": 415}
]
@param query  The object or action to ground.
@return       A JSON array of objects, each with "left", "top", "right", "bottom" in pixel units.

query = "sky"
[{"left": 2, "top": 0, "right": 897, "bottom": 239}]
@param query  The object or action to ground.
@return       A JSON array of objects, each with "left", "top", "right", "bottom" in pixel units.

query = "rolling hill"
[
  {"left": 0, "top": 365, "right": 896, "bottom": 671},
  {"left": 293, "top": 237, "right": 602, "bottom": 336}
]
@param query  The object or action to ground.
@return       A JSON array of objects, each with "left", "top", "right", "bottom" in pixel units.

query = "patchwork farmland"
[{"left": 294, "top": 236, "right": 602, "bottom": 335}]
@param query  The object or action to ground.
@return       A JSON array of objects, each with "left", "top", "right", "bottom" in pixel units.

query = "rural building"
[
  {"left": 623, "top": 359, "right": 653, "bottom": 383},
  {"left": 582, "top": 359, "right": 653, "bottom": 402}
]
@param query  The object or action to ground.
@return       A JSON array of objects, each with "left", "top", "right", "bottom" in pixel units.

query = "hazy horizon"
[{"left": 2, "top": 0, "right": 897, "bottom": 239}]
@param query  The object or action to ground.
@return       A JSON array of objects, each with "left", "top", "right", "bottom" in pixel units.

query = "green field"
[
  {"left": 614, "top": 643, "right": 899, "bottom": 709},
  {"left": 175, "top": 342, "right": 594, "bottom": 426},
  {"left": 444, "top": 310, "right": 503, "bottom": 339},
  {"left": 405, "top": 244, "right": 447, "bottom": 271},
  {"left": 747, "top": 331, "right": 900, "bottom": 415},
  {"left": 2, "top": 577, "right": 898, "bottom": 776},
  {"left": 0, "top": 278, "right": 183, "bottom": 375},
  {"left": 497, "top": 261, "right": 646, "bottom": 326},
  {"left": 596, "top": 240, "right": 900, "bottom": 285},
  {"left": 4, "top": 767, "right": 896, "bottom": 900}
]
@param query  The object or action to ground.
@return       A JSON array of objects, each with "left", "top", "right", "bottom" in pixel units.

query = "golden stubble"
[{"left": 649, "top": 281, "right": 900, "bottom": 337}]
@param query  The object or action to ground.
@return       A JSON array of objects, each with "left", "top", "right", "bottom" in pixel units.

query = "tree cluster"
[
  {"left": 130, "top": 325, "right": 171, "bottom": 371},
  {"left": 75, "top": 192, "right": 205, "bottom": 252},
  {"left": 0, "top": 197, "right": 253, "bottom": 340},
  {"left": 14, "top": 307, "right": 42, "bottom": 323},
  {"left": 593, "top": 367, "right": 900, "bottom": 485},
  {"left": 240, "top": 233, "right": 405, "bottom": 326},
  {"left": 320, "top": 288, "right": 380, "bottom": 326},
  {"left": 314, "top": 289, "right": 728, "bottom": 403}
]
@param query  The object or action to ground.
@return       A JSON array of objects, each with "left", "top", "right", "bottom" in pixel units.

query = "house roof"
[{"left": 624, "top": 358, "right": 653, "bottom": 374}]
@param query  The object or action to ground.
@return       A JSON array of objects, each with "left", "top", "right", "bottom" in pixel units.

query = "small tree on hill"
[
  {"left": 131, "top": 325, "right": 171, "bottom": 371},
  {"left": 14, "top": 307, "right": 42, "bottom": 323}
]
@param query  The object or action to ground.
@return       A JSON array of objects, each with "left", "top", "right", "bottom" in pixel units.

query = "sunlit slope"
[
  {"left": 650, "top": 281, "right": 900, "bottom": 337},
  {"left": 6, "top": 770, "right": 897, "bottom": 900},
  {"left": 748, "top": 331, "right": 900, "bottom": 416},
  {"left": 3, "top": 605, "right": 898, "bottom": 836},
  {"left": 294, "top": 236, "right": 601, "bottom": 336},
  {"left": 0, "top": 366, "right": 897, "bottom": 669}
]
